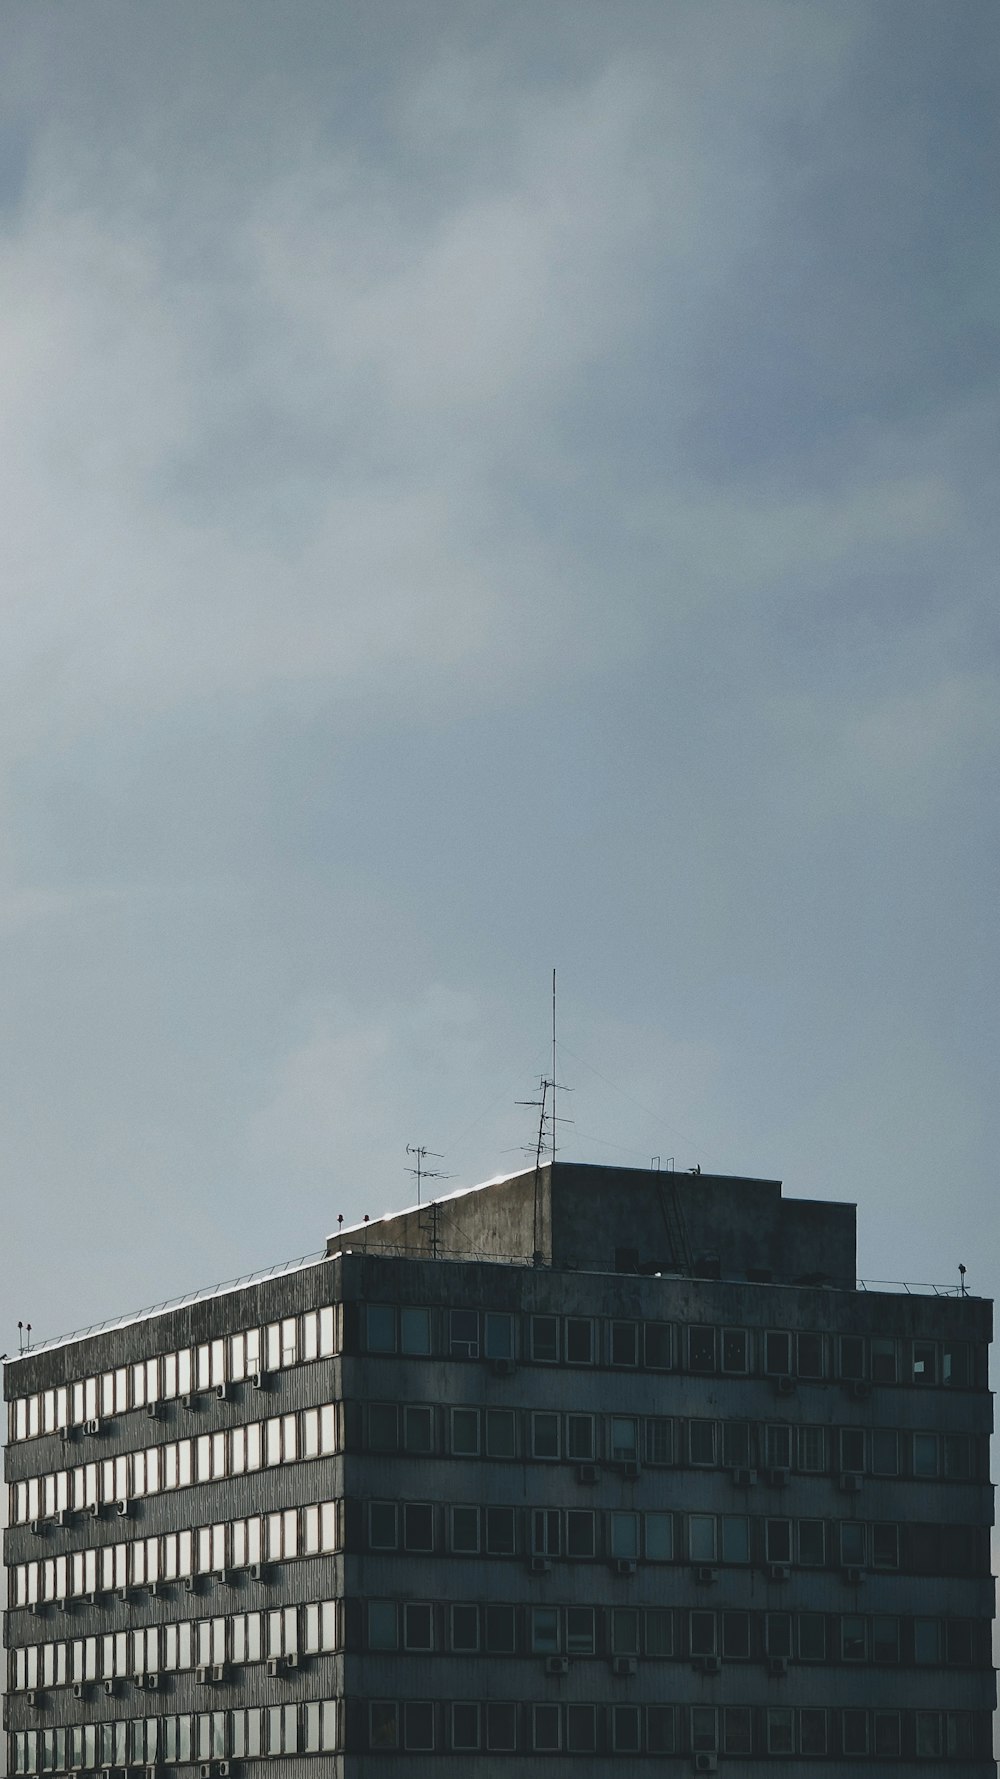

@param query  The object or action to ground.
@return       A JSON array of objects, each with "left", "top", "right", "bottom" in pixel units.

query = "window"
[
  {"left": 450, "top": 1310, "right": 479, "bottom": 1359},
  {"left": 403, "top": 1703, "right": 434, "bottom": 1752},
  {"left": 450, "top": 1604, "right": 479, "bottom": 1652},
  {"left": 765, "top": 1424, "right": 791, "bottom": 1469},
  {"left": 690, "top": 1610, "right": 717, "bottom": 1656},
  {"left": 871, "top": 1429, "right": 898, "bottom": 1475},
  {"left": 451, "top": 1408, "right": 479, "bottom": 1456},
  {"left": 530, "top": 1606, "right": 559, "bottom": 1654},
  {"left": 839, "top": 1521, "right": 865, "bottom": 1566},
  {"left": 870, "top": 1335, "right": 896, "bottom": 1381},
  {"left": 485, "top": 1605, "right": 516, "bottom": 1653},
  {"left": 644, "top": 1320, "right": 672, "bottom": 1368},
  {"left": 722, "top": 1421, "right": 750, "bottom": 1468},
  {"left": 369, "top": 1503, "right": 397, "bottom": 1550},
  {"left": 532, "top": 1704, "right": 560, "bottom": 1752},
  {"left": 565, "top": 1317, "right": 594, "bottom": 1363},
  {"left": 946, "top": 1713, "right": 974, "bottom": 1757},
  {"left": 567, "top": 1413, "right": 594, "bottom": 1460},
  {"left": 567, "top": 1510, "right": 595, "bottom": 1558},
  {"left": 798, "top": 1426, "right": 826, "bottom": 1472},
  {"left": 611, "top": 1705, "right": 641, "bottom": 1753},
  {"left": 483, "top": 1312, "right": 513, "bottom": 1360},
  {"left": 645, "top": 1512, "right": 673, "bottom": 1561},
  {"left": 767, "top": 1708, "right": 794, "bottom": 1754},
  {"left": 691, "top": 1706, "right": 718, "bottom": 1753},
  {"left": 403, "top": 1503, "right": 433, "bottom": 1551},
  {"left": 915, "top": 1712, "right": 942, "bottom": 1758},
  {"left": 611, "top": 1320, "right": 638, "bottom": 1366},
  {"left": 366, "top": 1306, "right": 395, "bottom": 1353},
  {"left": 722, "top": 1327, "right": 747, "bottom": 1372},
  {"left": 724, "top": 1706, "right": 752, "bottom": 1755},
  {"left": 368, "top": 1404, "right": 398, "bottom": 1452},
  {"left": 566, "top": 1705, "right": 597, "bottom": 1753},
  {"left": 873, "top": 1616, "right": 899, "bottom": 1662},
  {"left": 765, "top": 1331, "right": 792, "bottom": 1375},
  {"left": 841, "top": 1614, "right": 866, "bottom": 1660},
  {"left": 914, "top": 1618, "right": 940, "bottom": 1663},
  {"left": 486, "top": 1702, "right": 517, "bottom": 1750},
  {"left": 396, "top": 1302, "right": 428, "bottom": 1352},
  {"left": 766, "top": 1519, "right": 791, "bottom": 1563},
  {"left": 842, "top": 1709, "right": 869, "bottom": 1756},
  {"left": 944, "top": 1433, "right": 972, "bottom": 1478},
  {"left": 839, "top": 1427, "right": 865, "bottom": 1472},
  {"left": 645, "top": 1416, "right": 672, "bottom": 1465},
  {"left": 689, "top": 1515, "right": 717, "bottom": 1562},
  {"left": 648, "top": 1707, "right": 675, "bottom": 1753},
  {"left": 766, "top": 1612, "right": 792, "bottom": 1658},
  {"left": 800, "top": 1709, "right": 827, "bottom": 1756},
  {"left": 872, "top": 1523, "right": 898, "bottom": 1569},
  {"left": 450, "top": 1506, "right": 479, "bottom": 1554},
  {"left": 485, "top": 1408, "right": 515, "bottom": 1458},
  {"left": 532, "top": 1509, "right": 560, "bottom": 1557},
  {"left": 721, "top": 1515, "right": 749, "bottom": 1563},
  {"left": 689, "top": 1420, "right": 717, "bottom": 1465},
  {"left": 530, "top": 1315, "right": 559, "bottom": 1362},
  {"left": 611, "top": 1416, "right": 638, "bottom": 1462},
  {"left": 451, "top": 1703, "right": 480, "bottom": 1752},
  {"left": 913, "top": 1432, "right": 938, "bottom": 1477},
  {"left": 723, "top": 1611, "right": 750, "bottom": 1659},
  {"left": 797, "top": 1519, "right": 825, "bottom": 1566},
  {"left": 531, "top": 1412, "right": 560, "bottom": 1459},
  {"left": 403, "top": 1404, "right": 433, "bottom": 1454},
  {"left": 403, "top": 1603, "right": 433, "bottom": 1651},
  {"left": 486, "top": 1507, "right": 515, "bottom": 1555},
  {"left": 567, "top": 1607, "right": 595, "bottom": 1655},
  {"left": 612, "top": 1607, "right": 639, "bottom": 1654},
  {"left": 912, "top": 1341, "right": 937, "bottom": 1384},
  {"left": 688, "top": 1325, "right": 715, "bottom": 1371},
  {"left": 945, "top": 1618, "right": 973, "bottom": 1665},
  {"left": 943, "top": 1341, "right": 969, "bottom": 1387},
  {"left": 873, "top": 1711, "right": 901, "bottom": 1757},
  {"left": 611, "top": 1512, "right": 639, "bottom": 1560}
]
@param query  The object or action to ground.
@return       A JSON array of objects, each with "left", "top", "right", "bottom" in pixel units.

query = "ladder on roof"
[{"left": 655, "top": 1174, "right": 693, "bottom": 1274}]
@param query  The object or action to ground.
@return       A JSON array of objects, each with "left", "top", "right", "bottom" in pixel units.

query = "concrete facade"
[{"left": 4, "top": 1162, "right": 996, "bottom": 1775}]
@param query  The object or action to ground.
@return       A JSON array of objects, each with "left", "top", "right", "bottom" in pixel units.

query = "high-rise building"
[{"left": 4, "top": 1162, "right": 996, "bottom": 1775}]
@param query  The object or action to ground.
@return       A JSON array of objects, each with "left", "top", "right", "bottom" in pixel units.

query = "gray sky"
[{"left": 1, "top": 0, "right": 998, "bottom": 1345}]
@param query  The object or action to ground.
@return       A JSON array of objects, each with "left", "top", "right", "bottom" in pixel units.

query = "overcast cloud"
[{"left": 0, "top": 1, "right": 997, "bottom": 1344}]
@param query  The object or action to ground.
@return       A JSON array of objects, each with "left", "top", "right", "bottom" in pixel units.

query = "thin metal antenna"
[{"left": 405, "top": 1145, "right": 451, "bottom": 1209}]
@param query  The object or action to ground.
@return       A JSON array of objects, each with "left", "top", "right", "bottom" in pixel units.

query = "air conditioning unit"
[
  {"left": 87, "top": 1502, "right": 101, "bottom": 1518},
  {"left": 249, "top": 1371, "right": 265, "bottom": 1390},
  {"left": 147, "top": 1674, "right": 160, "bottom": 1691},
  {"left": 211, "top": 1664, "right": 226, "bottom": 1682},
  {"left": 767, "top": 1656, "right": 788, "bottom": 1677},
  {"left": 195, "top": 1666, "right": 210, "bottom": 1686},
  {"left": 60, "top": 1427, "right": 76, "bottom": 1445},
  {"left": 848, "top": 1379, "right": 870, "bottom": 1400},
  {"left": 614, "top": 1559, "right": 637, "bottom": 1577},
  {"left": 612, "top": 1655, "right": 637, "bottom": 1676},
  {"left": 838, "top": 1472, "right": 862, "bottom": 1493},
  {"left": 775, "top": 1375, "right": 795, "bottom": 1396},
  {"left": 73, "top": 1683, "right": 86, "bottom": 1700},
  {"left": 56, "top": 1508, "right": 71, "bottom": 1528},
  {"left": 490, "top": 1357, "right": 515, "bottom": 1377},
  {"left": 282, "top": 1653, "right": 299, "bottom": 1671},
  {"left": 545, "top": 1655, "right": 569, "bottom": 1676},
  {"left": 693, "top": 1755, "right": 718, "bottom": 1774},
  {"left": 215, "top": 1383, "right": 231, "bottom": 1402},
  {"left": 766, "top": 1563, "right": 790, "bottom": 1582},
  {"left": 184, "top": 1577, "right": 198, "bottom": 1593},
  {"left": 529, "top": 1556, "right": 551, "bottom": 1574},
  {"left": 266, "top": 1657, "right": 281, "bottom": 1678},
  {"left": 117, "top": 1587, "right": 130, "bottom": 1604},
  {"left": 147, "top": 1582, "right": 160, "bottom": 1597},
  {"left": 766, "top": 1467, "right": 790, "bottom": 1487},
  {"left": 695, "top": 1565, "right": 718, "bottom": 1585},
  {"left": 216, "top": 1765, "right": 232, "bottom": 1778},
  {"left": 29, "top": 1601, "right": 45, "bottom": 1616},
  {"left": 576, "top": 1463, "right": 597, "bottom": 1484},
  {"left": 695, "top": 1654, "right": 721, "bottom": 1675},
  {"left": 200, "top": 1766, "right": 212, "bottom": 1779},
  {"left": 115, "top": 1499, "right": 131, "bottom": 1517},
  {"left": 843, "top": 1565, "right": 864, "bottom": 1585},
  {"left": 181, "top": 1393, "right": 196, "bottom": 1411},
  {"left": 84, "top": 1419, "right": 102, "bottom": 1436},
  {"left": 733, "top": 1467, "right": 757, "bottom": 1487},
  {"left": 145, "top": 1403, "right": 161, "bottom": 1420},
  {"left": 622, "top": 1459, "right": 641, "bottom": 1479},
  {"left": 103, "top": 1680, "right": 116, "bottom": 1697},
  {"left": 30, "top": 1518, "right": 44, "bottom": 1535},
  {"left": 55, "top": 1597, "right": 68, "bottom": 1613},
  {"left": 248, "top": 1563, "right": 266, "bottom": 1582},
  {"left": 84, "top": 1590, "right": 100, "bottom": 1606},
  {"left": 25, "top": 1689, "right": 38, "bottom": 1707},
  {"left": 135, "top": 1675, "right": 146, "bottom": 1691}
]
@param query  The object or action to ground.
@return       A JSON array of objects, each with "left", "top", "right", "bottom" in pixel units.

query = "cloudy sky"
[{"left": 0, "top": 0, "right": 997, "bottom": 1346}]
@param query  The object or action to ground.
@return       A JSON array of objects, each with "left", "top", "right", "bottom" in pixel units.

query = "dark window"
[
  {"left": 912, "top": 1341, "right": 936, "bottom": 1385},
  {"left": 485, "top": 1507, "right": 515, "bottom": 1556},
  {"left": 369, "top": 1503, "right": 397, "bottom": 1550},
  {"left": 565, "top": 1318, "right": 594, "bottom": 1364},
  {"left": 724, "top": 1707, "right": 752, "bottom": 1756},
  {"left": 566, "top": 1511, "right": 595, "bottom": 1558},
  {"left": 366, "top": 1306, "right": 396, "bottom": 1353},
  {"left": 450, "top": 1310, "right": 479, "bottom": 1359},
  {"left": 566, "top": 1705, "right": 596, "bottom": 1754},
  {"left": 531, "top": 1316, "right": 559, "bottom": 1362},
  {"left": 839, "top": 1522, "right": 865, "bottom": 1566},
  {"left": 644, "top": 1321, "right": 672, "bottom": 1368},
  {"left": 403, "top": 1503, "right": 433, "bottom": 1551},
  {"left": 842, "top": 1709, "right": 868, "bottom": 1756},
  {"left": 722, "top": 1328, "right": 747, "bottom": 1372},
  {"left": 722, "top": 1611, "right": 750, "bottom": 1659},
  {"left": 838, "top": 1336, "right": 865, "bottom": 1380},
  {"left": 486, "top": 1702, "right": 517, "bottom": 1750},
  {"left": 611, "top": 1321, "right": 638, "bottom": 1366},
  {"left": 798, "top": 1520, "right": 825, "bottom": 1566},
  {"left": 800, "top": 1710, "right": 827, "bottom": 1756},
  {"left": 870, "top": 1336, "right": 896, "bottom": 1382},
  {"left": 690, "top": 1611, "right": 717, "bottom": 1656},
  {"left": 722, "top": 1422, "right": 750, "bottom": 1468},
  {"left": 485, "top": 1605, "right": 516, "bottom": 1653},
  {"left": 483, "top": 1313, "right": 513, "bottom": 1360},
  {"left": 797, "top": 1331, "right": 824, "bottom": 1377},
  {"left": 841, "top": 1614, "right": 866, "bottom": 1660},
  {"left": 688, "top": 1326, "right": 716, "bottom": 1372},
  {"left": 451, "top": 1605, "right": 479, "bottom": 1652},
  {"left": 798, "top": 1614, "right": 826, "bottom": 1660},
  {"left": 403, "top": 1703, "right": 434, "bottom": 1752},
  {"left": 368, "top": 1404, "right": 398, "bottom": 1451},
  {"left": 689, "top": 1420, "right": 717, "bottom": 1465},
  {"left": 873, "top": 1616, "right": 899, "bottom": 1663},
  {"left": 945, "top": 1619, "right": 973, "bottom": 1665},
  {"left": 839, "top": 1427, "right": 865, "bottom": 1471},
  {"left": 647, "top": 1707, "right": 675, "bottom": 1754},
  {"left": 873, "top": 1712, "right": 901, "bottom": 1757},
  {"left": 872, "top": 1523, "right": 898, "bottom": 1569},
  {"left": 485, "top": 1409, "right": 515, "bottom": 1459},
  {"left": 764, "top": 1331, "right": 792, "bottom": 1375},
  {"left": 766, "top": 1612, "right": 792, "bottom": 1657},
  {"left": 870, "top": 1429, "right": 898, "bottom": 1475},
  {"left": 943, "top": 1342, "right": 969, "bottom": 1387},
  {"left": 766, "top": 1519, "right": 791, "bottom": 1563}
]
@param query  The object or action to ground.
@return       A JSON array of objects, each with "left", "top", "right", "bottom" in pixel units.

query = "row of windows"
[
  {"left": 11, "top": 1600, "right": 340, "bottom": 1692},
  {"left": 9, "top": 1309, "right": 341, "bottom": 1442},
  {"left": 10, "top": 1404, "right": 340, "bottom": 1525},
  {"left": 364, "top": 1498, "right": 982, "bottom": 1575},
  {"left": 9, "top": 1703, "right": 338, "bottom": 1774},
  {"left": 363, "top": 1597, "right": 987, "bottom": 1668},
  {"left": 363, "top": 1303, "right": 979, "bottom": 1388},
  {"left": 366, "top": 1700, "right": 983, "bottom": 1758},
  {"left": 9, "top": 1502, "right": 340, "bottom": 1607},
  {"left": 362, "top": 1399, "right": 982, "bottom": 1479}
]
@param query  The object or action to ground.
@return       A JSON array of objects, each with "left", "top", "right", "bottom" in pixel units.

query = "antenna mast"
[{"left": 405, "top": 1145, "right": 450, "bottom": 1209}]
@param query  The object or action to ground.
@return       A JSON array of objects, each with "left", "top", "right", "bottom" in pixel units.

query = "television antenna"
[{"left": 405, "top": 1145, "right": 451, "bottom": 1208}]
